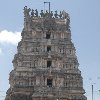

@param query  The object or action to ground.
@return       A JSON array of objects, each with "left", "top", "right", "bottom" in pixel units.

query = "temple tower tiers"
[{"left": 5, "top": 6, "right": 87, "bottom": 100}]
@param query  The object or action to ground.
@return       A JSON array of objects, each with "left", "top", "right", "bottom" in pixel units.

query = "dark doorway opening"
[
  {"left": 47, "top": 46, "right": 51, "bottom": 52},
  {"left": 47, "top": 61, "right": 52, "bottom": 68},
  {"left": 47, "top": 79, "right": 52, "bottom": 87},
  {"left": 46, "top": 34, "right": 51, "bottom": 39}
]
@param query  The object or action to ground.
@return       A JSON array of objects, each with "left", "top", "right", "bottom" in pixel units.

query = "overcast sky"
[{"left": 0, "top": 0, "right": 100, "bottom": 100}]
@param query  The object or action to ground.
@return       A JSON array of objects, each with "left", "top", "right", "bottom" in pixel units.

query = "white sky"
[{"left": 0, "top": 0, "right": 100, "bottom": 100}]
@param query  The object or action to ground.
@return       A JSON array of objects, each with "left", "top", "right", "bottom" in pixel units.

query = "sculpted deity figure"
[
  {"left": 62, "top": 10, "right": 69, "bottom": 19},
  {"left": 50, "top": 11, "right": 53, "bottom": 18},
  {"left": 45, "top": 10, "right": 49, "bottom": 17},
  {"left": 40, "top": 10, "right": 44, "bottom": 17},
  {"left": 24, "top": 6, "right": 31, "bottom": 18},
  {"left": 62, "top": 10, "right": 70, "bottom": 31},
  {"left": 35, "top": 9, "right": 38, "bottom": 17},
  {"left": 59, "top": 11, "right": 62, "bottom": 19},
  {"left": 31, "top": 9, "right": 34, "bottom": 17},
  {"left": 54, "top": 10, "right": 58, "bottom": 18}
]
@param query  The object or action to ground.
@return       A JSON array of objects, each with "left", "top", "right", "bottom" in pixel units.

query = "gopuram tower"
[{"left": 5, "top": 5, "right": 87, "bottom": 100}]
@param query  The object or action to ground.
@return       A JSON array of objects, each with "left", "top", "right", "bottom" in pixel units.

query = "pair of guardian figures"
[{"left": 24, "top": 6, "right": 70, "bottom": 19}]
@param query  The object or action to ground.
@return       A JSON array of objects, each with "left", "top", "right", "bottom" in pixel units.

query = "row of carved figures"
[{"left": 24, "top": 6, "right": 70, "bottom": 19}]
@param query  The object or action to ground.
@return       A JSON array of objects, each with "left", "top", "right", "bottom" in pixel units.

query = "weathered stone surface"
[{"left": 5, "top": 7, "right": 87, "bottom": 100}]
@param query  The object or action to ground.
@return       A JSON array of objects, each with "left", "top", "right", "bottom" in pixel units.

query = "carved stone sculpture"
[
  {"left": 62, "top": 10, "right": 68, "bottom": 19},
  {"left": 54, "top": 10, "right": 58, "bottom": 18},
  {"left": 50, "top": 11, "right": 53, "bottom": 18},
  {"left": 59, "top": 11, "right": 62, "bottom": 19},
  {"left": 31, "top": 9, "right": 34, "bottom": 17},
  {"left": 24, "top": 6, "right": 31, "bottom": 18},
  {"left": 35, "top": 9, "right": 38, "bottom": 17},
  {"left": 45, "top": 10, "right": 49, "bottom": 17},
  {"left": 40, "top": 10, "right": 44, "bottom": 17}
]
